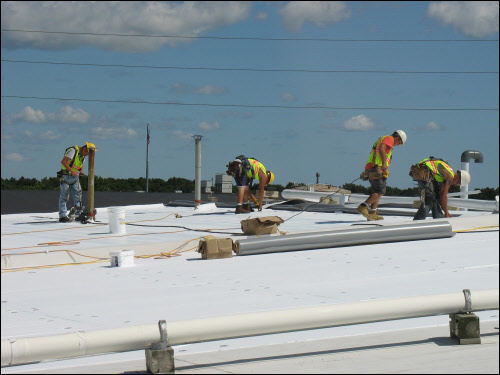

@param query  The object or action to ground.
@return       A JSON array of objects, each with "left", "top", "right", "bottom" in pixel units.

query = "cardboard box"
[
  {"left": 240, "top": 216, "right": 284, "bottom": 235},
  {"left": 198, "top": 236, "right": 233, "bottom": 259}
]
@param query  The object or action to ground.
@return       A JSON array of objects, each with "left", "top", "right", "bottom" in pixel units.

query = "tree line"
[{"left": 1, "top": 176, "right": 498, "bottom": 200}]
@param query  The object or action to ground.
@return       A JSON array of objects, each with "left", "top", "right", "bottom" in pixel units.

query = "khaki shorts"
[{"left": 369, "top": 178, "right": 387, "bottom": 195}]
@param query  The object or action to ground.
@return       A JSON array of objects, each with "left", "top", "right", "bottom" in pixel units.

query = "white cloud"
[
  {"left": 173, "top": 130, "right": 194, "bottom": 141},
  {"left": 279, "top": 1, "right": 351, "bottom": 32},
  {"left": 172, "top": 82, "right": 227, "bottom": 95},
  {"left": 198, "top": 120, "right": 220, "bottom": 131},
  {"left": 282, "top": 93, "right": 296, "bottom": 102},
  {"left": 342, "top": 114, "right": 375, "bottom": 131},
  {"left": 427, "top": 1, "right": 499, "bottom": 38},
  {"left": 11, "top": 106, "right": 46, "bottom": 123},
  {"left": 195, "top": 85, "right": 228, "bottom": 95},
  {"left": 90, "top": 127, "right": 138, "bottom": 140},
  {"left": 10, "top": 106, "right": 90, "bottom": 124},
  {"left": 255, "top": 12, "right": 268, "bottom": 20},
  {"left": 1, "top": 1, "right": 251, "bottom": 52},
  {"left": 55, "top": 106, "right": 90, "bottom": 123},
  {"left": 425, "top": 121, "right": 442, "bottom": 131},
  {"left": 5, "top": 153, "right": 26, "bottom": 162},
  {"left": 39, "top": 130, "right": 61, "bottom": 140}
]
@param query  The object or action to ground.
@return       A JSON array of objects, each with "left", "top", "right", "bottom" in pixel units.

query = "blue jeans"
[{"left": 59, "top": 175, "right": 82, "bottom": 218}]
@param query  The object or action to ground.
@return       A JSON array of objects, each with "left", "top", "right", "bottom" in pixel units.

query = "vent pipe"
[
  {"left": 193, "top": 135, "right": 203, "bottom": 205},
  {"left": 460, "top": 150, "right": 483, "bottom": 199}
]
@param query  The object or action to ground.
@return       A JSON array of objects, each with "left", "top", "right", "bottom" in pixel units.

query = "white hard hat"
[
  {"left": 459, "top": 170, "right": 471, "bottom": 186},
  {"left": 394, "top": 130, "right": 407, "bottom": 144}
]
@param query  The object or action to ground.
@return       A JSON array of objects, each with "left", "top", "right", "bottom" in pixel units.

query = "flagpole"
[{"left": 146, "top": 123, "right": 150, "bottom": 193}]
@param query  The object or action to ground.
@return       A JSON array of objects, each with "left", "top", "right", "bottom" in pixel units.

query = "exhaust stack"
[
  {"left": 460, "top": 150, "right": 483, "bottom": 199},
  {"left": 193, "top": 135, "right": 203, "bottom": 205}
]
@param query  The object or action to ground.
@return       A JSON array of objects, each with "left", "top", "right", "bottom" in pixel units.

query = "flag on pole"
[{"left": 147, "top": 124, "right": 150, "bottom": 145}]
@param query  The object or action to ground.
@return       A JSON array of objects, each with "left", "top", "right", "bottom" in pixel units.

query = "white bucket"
[
  {"left": 109, "top": 250, "right": 134, "bottom": 267},
  {"left": 108, "top": 207, "right": 126, "bottom": 234}
]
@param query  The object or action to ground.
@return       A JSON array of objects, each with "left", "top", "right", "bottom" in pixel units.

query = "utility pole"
[
  {"left": 193, "top": 135, "right": 202, "bottom": 205},
  {"left": 146, "top": 123, "right": 150, "bottom": 193}
]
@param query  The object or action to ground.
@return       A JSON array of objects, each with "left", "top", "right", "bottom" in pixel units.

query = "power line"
[
  {"left": 2, "top": 95, "right": 498, "bottom": 111},
  {"left": 2, "top": 59, "right": 498, "bottom": 74},
  {"left": 1, "top": 28, "right": 498, "bottom": 42}
]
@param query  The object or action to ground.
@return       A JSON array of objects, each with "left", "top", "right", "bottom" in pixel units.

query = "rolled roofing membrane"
[{"left": 235, "top": 221, "right": 454, "bottom": 255}]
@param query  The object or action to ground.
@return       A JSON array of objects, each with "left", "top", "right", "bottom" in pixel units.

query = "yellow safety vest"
[
  {"left": 365, "top": 135, "right": 393, "bottom": 169},
  {"left": 61, "top": 146, "right": 85, "bottom": 175},
  {"left": 418, "top": 158, "right": 455, "bottom": 183},
  {"left": 246, "top": 158, "right": 267, "bottom": 181}
]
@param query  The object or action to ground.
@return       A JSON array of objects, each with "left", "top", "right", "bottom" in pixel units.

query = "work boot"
[
  {"left": 357, "top": 203, "right": 370, "bottom": 219},
  {"left": 367, "top": 209, "right": 384, "bottom": 221},
  {"left": 235, "top": 205, "right": 251, "bottom": 214},
  {"left": 242, "top": 203, "right": 254, "bottom": 212},
  {"left": 59, "top": 216, "right": 72, "bottom": 223}
]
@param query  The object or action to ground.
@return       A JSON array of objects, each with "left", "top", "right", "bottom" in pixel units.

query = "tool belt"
[
  {"left": 409, "top": 164, "right": 431, "bottom": 182},
  {"left": 57, "top": 170, "right": 69, "bottom": 177},
  {"left": 359, "top": 170, "right": 370, "bottom": 181}
]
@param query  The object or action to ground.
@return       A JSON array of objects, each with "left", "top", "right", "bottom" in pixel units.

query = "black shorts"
[
  {"left": 369, "top": 178, "right": 387, "bottom": 195},
  {"left": 235, "top": 174, "right": 253, "bottom": 187}
]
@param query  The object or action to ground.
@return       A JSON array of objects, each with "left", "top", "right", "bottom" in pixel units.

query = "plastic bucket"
[{"left": 108, "top": 207, "right": 126, "bottom": 234}]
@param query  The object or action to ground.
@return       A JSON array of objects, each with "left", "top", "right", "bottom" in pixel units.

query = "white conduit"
[
  {"left": 2, "top": 289, "right": 498, "bottom": 367},
  {"left": 235, "top": 221, "right": 454, "bottom": 256}
]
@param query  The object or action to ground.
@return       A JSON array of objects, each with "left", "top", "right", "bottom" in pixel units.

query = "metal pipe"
[
  {"left": 281, "top": 190, "right": 497, "bottom": 212},
  {"left": 87, "top": 147, "right": 95, "bottom": 221},
  {"left": 235, "top": 221, "right": 454, "bottom": 256},
  {"left": 193, "top": 135, "right": 202, "bottom": 205},
  {"left": 2, "top": 289, "right": 497, "bottom": 367},
  {"left": 461, "top": 150, "right": 484, "bottom": 163},
  {"left": 460, "top": 150, "right": 483, "bottom": 199}
]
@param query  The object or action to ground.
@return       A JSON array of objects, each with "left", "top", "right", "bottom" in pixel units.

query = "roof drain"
[{"left": 235, "top": 221, "right": 454, "bottom": 256}]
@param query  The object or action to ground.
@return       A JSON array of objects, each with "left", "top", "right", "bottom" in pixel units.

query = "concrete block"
[
  {"left": 145, "top": 346, "right": 175, "bottom": 374},
  {"left": 449, "top": 313, "right": 481, "bottom": 344}
]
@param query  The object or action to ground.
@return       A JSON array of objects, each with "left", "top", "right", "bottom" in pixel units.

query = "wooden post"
[{"left": 87, "top": 147, "right": 96, "bottom": 221}]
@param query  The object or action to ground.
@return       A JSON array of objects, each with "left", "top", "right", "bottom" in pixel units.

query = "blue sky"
[{"left": 1, "top": 1, "right": 498, "bottom": 189}]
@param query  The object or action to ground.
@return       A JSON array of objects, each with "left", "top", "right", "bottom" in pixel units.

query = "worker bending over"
[
  {"left": 358, "top": 130, "right": 407, "bottom": 221},
  {"left": 226, "top": 155, "right": 275, "bottom": 214},
  {"left": 409, "top": 156, "right": 470, "bottom": 220}
]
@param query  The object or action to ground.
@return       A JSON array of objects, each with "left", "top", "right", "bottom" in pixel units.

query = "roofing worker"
[
  {"left": 409, "top": 156, "right": 471, "bottom": 220},
  {"left": 58, "top": 142, "right": 96, "bottom": 222},
  {"left": 226, "top": 155, "right": 275, "bottom": 214},
  {"left": 357, "top": 130, "right": 407, "bottom": 221}
]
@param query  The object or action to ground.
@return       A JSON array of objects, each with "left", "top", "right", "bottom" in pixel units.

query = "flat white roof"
[{"left": 1, "top": 204, "right": 499, "bottom": 373}]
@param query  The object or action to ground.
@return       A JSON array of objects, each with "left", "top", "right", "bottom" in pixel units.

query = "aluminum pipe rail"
[
  {"left": 348, "top": 194, "right": 496, "bottom": 210},
  {"left": 235, "top": 221, "right": 454, "bottom": 256},
  {"left": 281, "top": 190, "right": 497, "bottom": 212},
  {"left": 447, "top": 197, "right": 498, "bottom": 212},
  {"left": 281, "top": 189, "right": 347, "bottom": 203},
  {"left": 2, "top": 289, "right": 498, "bottom": 367}
]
